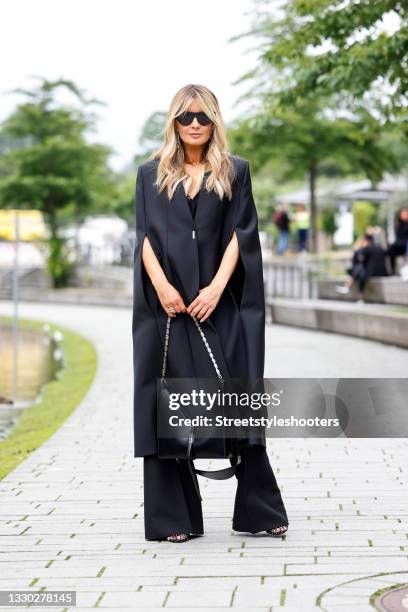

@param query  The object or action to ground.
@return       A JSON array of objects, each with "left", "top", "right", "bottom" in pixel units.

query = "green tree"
[
  {"left": 0, "top": 77, "right": 114, "bottom": 286},
  {"left": 134, "top": 111, "right": 167, "bottom": 167},
  {"left": 98, "top": 112, "right": 169, "bottom": 230},
  {"left": 317, "top": 207, "right": 338, "bottom": 251},
  {"left": 109, "top": 173, "right": 137, "bottom": 226},
  {"left": 229, "top": 99, "right": 398, "bottom": 251},
  {"left": 229, "top": 0, "right": 402, "bottom": 252},
  {"left": 268, "top": 0, "right": 408, "bottom": 120},
  {"left": 353, "top": 200, "right": 377, "bottom": 237}
]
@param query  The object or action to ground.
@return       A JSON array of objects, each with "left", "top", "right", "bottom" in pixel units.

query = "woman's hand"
[
  {"left": 156, "top": 280, "right": 187, "bottom": 317},
  {"left": 186, "top": 231, "right": 239, "bottom": 322},
  {"left": 186, "top": 282, "right": 224, "bottom": 322}
]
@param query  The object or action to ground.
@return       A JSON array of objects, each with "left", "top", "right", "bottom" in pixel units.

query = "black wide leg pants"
[{"left": 143, "top": 445, "right": 289, "bottom": 541}]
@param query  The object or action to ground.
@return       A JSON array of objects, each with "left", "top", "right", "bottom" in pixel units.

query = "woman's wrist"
[
  {"left": 151, "top": 272, "right": 169, "bottom": 292},
  {"left": 209, "top": 276, "right": 228, "bottom": 294}
]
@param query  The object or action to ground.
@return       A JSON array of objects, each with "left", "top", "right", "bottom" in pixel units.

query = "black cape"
[{"left": 132, "top": 155, "right": 266, "bottom": 457}]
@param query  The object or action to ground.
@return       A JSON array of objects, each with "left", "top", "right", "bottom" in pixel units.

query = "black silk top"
[{"left": 186, "top": 191, "right": 199, "bottom": 219}]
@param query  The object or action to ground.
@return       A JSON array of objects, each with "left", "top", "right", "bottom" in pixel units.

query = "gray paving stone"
[
  {"left": 232, "top": 585, "right": 283, "bottom": 606},
  {"left": 166, "top": 589, "right": 232, "bottom": 607},
  {"left": 100, "top": 590, "right": 168, "bottom": 607},
  {"left": 1, "top": 300, "right": 407, "bottom": 610}
]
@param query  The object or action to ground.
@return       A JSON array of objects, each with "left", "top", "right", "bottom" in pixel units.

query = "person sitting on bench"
[{"left": 336, "top": 233, "right": 388, "bottom": 302}]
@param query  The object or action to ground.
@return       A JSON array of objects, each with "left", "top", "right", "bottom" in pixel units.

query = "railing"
[
  {"left": 263, "top": 259, "right": 316, "bottom": 300},
  {"left": 262, "top": 253, "right": 352, "bottom": 301},
  {"left": 0, "top": 267, "right": 48, "bottom": 300}
]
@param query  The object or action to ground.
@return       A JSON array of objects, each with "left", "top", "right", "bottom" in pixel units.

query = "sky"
[{"left": 1, "top": 0, "right": 260, "bottom": 171}]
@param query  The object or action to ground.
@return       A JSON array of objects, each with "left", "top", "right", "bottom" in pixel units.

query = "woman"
[
  {"left": 387, "top": 207, "right": 408, "bottom": 275},
  {"left": 336, "top": 233, "right": 388, "bottom": 302},
  {"left": 132, "top": 83, "right": 289, "bottom": 542}
]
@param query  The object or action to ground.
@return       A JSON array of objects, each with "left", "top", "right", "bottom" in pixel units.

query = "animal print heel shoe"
[{"left": 266, "top": 525, "right": 288, "bottom": 537}]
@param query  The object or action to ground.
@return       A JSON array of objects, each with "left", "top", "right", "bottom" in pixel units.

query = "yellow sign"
[{"left": 0, "top": 210, "right": 46, "bottom": 241}]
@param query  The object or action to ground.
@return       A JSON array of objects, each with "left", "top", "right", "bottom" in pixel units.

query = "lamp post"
[{"left": 12, "top": 210, "right": 20, "bottom": 402}]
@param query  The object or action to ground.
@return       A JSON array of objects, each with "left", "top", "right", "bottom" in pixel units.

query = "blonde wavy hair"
[{"left": 147, "top": 84, "right": 236, "bottom": 201}]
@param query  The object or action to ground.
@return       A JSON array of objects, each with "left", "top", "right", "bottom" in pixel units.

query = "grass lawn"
[
  {"left": 0, "top": 315, "right": 97, "bottom": 480},
  {"left": 390, "top": 307, "right": 408, "bottom": 315}
]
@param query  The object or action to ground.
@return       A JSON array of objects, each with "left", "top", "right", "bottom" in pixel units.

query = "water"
[{"left": 0, "top": 323, "right": 64, "bottom": 441}]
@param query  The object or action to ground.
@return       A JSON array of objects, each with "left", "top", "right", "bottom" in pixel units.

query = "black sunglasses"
[{"left": 175, "top": 111, "right": 213, "bottom": 126}]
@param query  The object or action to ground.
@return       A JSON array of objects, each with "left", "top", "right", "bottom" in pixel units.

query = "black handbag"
[{"left": 157, "top": 314, "right": 241, "bottom": 496}]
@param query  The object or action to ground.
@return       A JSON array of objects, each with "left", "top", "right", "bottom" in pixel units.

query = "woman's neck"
[{"left": 183, "top": 144, "right": 205, "bottom": 165}]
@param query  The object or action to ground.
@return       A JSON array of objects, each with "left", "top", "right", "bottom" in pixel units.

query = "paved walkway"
[{"left": 1, "top": 300, "right": 408, "bottom": 611}]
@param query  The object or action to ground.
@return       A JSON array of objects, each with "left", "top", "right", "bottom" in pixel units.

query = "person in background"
[
  {"left": 387, "top": 207, "right": 408, "bottom": 275},
  {"left": 336, "top": 233, "right": 388, "bottom": 302},
  {"left": 274, "top": 203, "right": 291, "bottom": 255},
  {"left": 293, "top": 203, "right": 309, "bottom": 252},
  {"left": 365, "top": 225, "right": 387, "bottom": 248}
]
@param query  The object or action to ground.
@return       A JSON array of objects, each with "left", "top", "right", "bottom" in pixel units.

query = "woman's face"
[
  {"left": 400, "top": 208, "right": 408, "bottom": 222},
  {"left": 175, "top": 99, "right": 213, "bottom": 149}
]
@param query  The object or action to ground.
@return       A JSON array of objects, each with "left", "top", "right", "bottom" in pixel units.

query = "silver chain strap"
[{"left": 160, "top": 315, "right": 224, "bottom": 384}]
